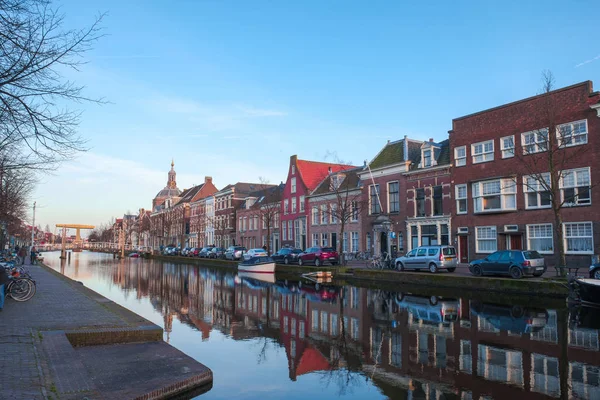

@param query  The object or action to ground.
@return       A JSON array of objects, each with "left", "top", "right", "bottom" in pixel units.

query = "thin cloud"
[
  {"left": 575, "top": 54, "right": 600, "bottom": 68},
  {"left": 236, "top": 105, "right": 287, "bottom": 117}
]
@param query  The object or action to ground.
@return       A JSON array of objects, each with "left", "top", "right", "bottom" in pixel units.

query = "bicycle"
[
  {"left": 6, "top": 276, "right": 36, "bottom": 301},
  {"left": 367, "top": 253, "right": 394, "bottom": 270}
]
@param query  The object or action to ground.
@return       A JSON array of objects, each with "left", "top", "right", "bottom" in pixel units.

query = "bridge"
[{"left": 56, "top": 224, "right": 95, "bottom": 258}]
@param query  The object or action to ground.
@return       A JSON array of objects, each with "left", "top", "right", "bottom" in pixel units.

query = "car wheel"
[
  {"left": 298, "top": 258, "right": 303, "bottom": 266},
  {"left": 396, "top": 293, "right": 404, "bottom": 302},
  {"left": 594, "top": 269, "right": 600, "bottom": 280},
  {"left": 284, "top": 257, "right": 289, "bottom": 265},
  {"left": 315, "top": 258, "right": 321, "bottom": 267},
  {"left": 472, "top": 265, "right": 482, "bottom": 277},
  {"left": 511, "top": 305, "right": 525, "bottom": 318},
  {"left": 429, "top": 263, "right": 438, "bottom": 273},
  {"left": 429, "top": 296, "right": 438, "bottom": 306},
  {"left": 331, "top": 262, "right": 338, "bottom": 266},
  {"left": 510, "top": 266, "right": 523, "bottom": 279},
  {"left": 396, "top": 262, "right": 404, "bottom": 271},
  {"left": 447, "top": 267, "right": 456, "bottom": 273}
]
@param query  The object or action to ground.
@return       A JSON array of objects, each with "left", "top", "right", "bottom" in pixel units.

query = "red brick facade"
[{"left": 450, "top": 81, "right": 600, "bottom": 266}]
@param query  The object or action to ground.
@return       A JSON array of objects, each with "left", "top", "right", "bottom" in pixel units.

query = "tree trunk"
[{"left": 339, "top": 220, "right": 346, "bottom": 265}]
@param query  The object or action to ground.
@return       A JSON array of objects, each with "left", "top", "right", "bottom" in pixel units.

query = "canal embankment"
[
  {"left": 0, "top": 261, "right": 213, "bottom": 399},
  {"left": 146, "top": 253, "right": 570, "bottom": 298}
]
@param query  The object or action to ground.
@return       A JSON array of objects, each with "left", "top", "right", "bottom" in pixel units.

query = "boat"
[
  {"left": 570, "top": 277, "right": 600, "bottom": 306},
  {"left": 237, "top": 256, "right": 276, "bottom": 273},
  {"left": 238, "top": 271, "right": 276, "bottom": 284}
]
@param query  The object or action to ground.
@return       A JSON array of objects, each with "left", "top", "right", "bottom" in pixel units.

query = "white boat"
[
  {"left": 238, "top": 271, "right": 276, "bottom": 283},
  {"left": 237, "top": 256, "right": 276, "bottom": 273}
]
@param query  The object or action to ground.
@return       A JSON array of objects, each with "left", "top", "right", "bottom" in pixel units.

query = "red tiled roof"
[
  {"left": 296, "top": 346, "right": 331, "bottom": 376},
  {"left": 296, "top": 160, "right": 356, "bottom": 191}
]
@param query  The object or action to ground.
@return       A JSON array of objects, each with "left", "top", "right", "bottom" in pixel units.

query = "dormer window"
[
  {"left": 420, "top": 142, "right": 439, "bottom": 168},
  {"left": 330, "top": 173, "right": 345, "bottom": 191},
  {"left": 423, "top": 150, "right": 432, "bottom": 167}
]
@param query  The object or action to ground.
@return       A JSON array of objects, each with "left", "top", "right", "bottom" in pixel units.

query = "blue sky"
[{"left": 32, "top": 0, "right": 600, "bottom": 232}]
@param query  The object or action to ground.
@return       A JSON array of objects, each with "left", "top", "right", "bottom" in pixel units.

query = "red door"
[
  {"left": 459, "top": 236, "right": 468, "bottom": 263},
  {"left": 510, "top": 235, "right": 522, "bottom": 250}
]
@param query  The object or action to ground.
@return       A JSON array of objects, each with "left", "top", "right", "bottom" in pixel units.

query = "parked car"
[
  {"left": 298, "top": 247, "right": 339, "bottom": 267},
  {"left": 243, "top": 248, "right": 268, "bottom": 260},
  {"left": 271, "top": 248, "right": 303, "bottom": 265},
  {"left": 470, "top": 300, "right": 548, "bottom": 334},
  {"left": 209, "top": 247, "right": 226, "bottom": 259},
  {"left": 225, "top": 246, "right": 246, "bottom": 260},
  {"left": 181, "top": 247, "right": 191, "bottom": 256},
  {"left": 395, "top": 293, "right": 459, "bottom": 325},
  {"left": 198, "top": 247, "right": 213, "bottom": 258},
  {"left": 469, "top": 250, "right": 546, "bottom": 279},
  {"left": 590, "top": 263, "right": 600, "bottom": 279},
  {"left": 394, "top": 245, "right": 457, "bottom": 273},
  {"left": 190, "top": 248, "right": 201, "bottom": 257}
]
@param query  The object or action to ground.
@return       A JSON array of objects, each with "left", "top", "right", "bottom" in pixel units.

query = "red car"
[{"left": 298, "top": 247, "right": 339, "bottom": 267}]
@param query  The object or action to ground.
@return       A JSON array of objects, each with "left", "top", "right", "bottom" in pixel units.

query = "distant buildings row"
[{"left": 115, "top": 81, "right": 600, "bottom": 266}]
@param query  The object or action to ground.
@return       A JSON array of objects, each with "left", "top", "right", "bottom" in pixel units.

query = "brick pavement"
[{"left": 0, "top": 262, "right": 212, "bottom": 399}]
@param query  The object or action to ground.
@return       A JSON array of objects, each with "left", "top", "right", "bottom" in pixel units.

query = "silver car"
[{"left": 395, "top": 245, "right": 458, "bottom": 273}]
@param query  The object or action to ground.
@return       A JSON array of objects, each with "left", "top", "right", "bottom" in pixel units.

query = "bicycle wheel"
[{"left": 8, "top": 278, "right": 35, "bottom": 301}]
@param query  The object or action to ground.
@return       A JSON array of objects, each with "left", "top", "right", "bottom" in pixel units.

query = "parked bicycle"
[
  {"left": 367, "top": 252, "right": 394, "bottom": 270},
  {"left": 2, "top": 265, "right": 36, "bottom": 302}
]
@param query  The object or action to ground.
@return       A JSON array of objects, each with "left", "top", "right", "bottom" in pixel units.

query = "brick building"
[
  {"left": 281, "top": 155, "right": 354, "bottom": 250},
  {"left": 307, "top": 167, "right": 363, "bottom": 254},
  {"left": 358, "top": 137, "right": 422, "bottom": 256},
  {"left": 236, "top": 184, "right": 283, "bottom": 252},
  {"left": 450, "top": 81, "right": 600, "bottom": 266}
]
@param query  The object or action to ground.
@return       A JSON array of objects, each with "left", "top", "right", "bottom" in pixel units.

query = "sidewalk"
[{"left": 0, "top": 262, "right": 212, "bottom": 399}]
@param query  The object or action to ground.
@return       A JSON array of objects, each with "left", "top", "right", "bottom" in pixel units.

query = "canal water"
[{"left": 44, "top": 251, "right": 600, "bottom": 400}]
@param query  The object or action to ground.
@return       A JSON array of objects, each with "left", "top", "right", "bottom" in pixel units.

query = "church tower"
[
  {"left": 152, "top": 160, "right": 182, "bottom": 209},
  {"left": 168, "top": 159, "right": 177, "bottom": 189}
]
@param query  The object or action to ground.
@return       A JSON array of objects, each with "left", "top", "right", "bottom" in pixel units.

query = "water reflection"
[{"left": 46, "top": 252, "right": 600, "bottom": 400}]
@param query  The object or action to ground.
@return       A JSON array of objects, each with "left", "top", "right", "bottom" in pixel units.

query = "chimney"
[
  {"left": 429, "top": 138, "right": 434, "bottom": 142},
  {"left": 328, "top": 167, "right": 332, "bottom": 174},
  {"left": 387, "top": 139, "right": 390, "bottom": 144},
  {"left": 205, "top": 176, "right": 212, "bottom": 184},
  {"left": 403, "top": 135, "right": 409, "bottom": 162}
]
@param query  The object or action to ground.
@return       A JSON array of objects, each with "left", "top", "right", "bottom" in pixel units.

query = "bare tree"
[
  {"left": 0, "top": 0, "right": 106, "bottom": 171},
  {"left": 511, "top": 71, "right": 598, "bottom": 274},
  {"left": 245, "top": 178, "right": 282, "bottom": 255}
]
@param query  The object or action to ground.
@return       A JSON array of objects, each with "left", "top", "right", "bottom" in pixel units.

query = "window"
[
  {"left": 524, "top": 173, "right": 551, "bottom": 209},
  {"left": 500, "top": 135, "right": 514, "bottom": 158},
  {"left": 456, "top": 184, "right": 467, "bottom": 214},
  {"left": 291, "top": 177, "right": 297, "bottom": 193},
  {"left": 351, "top": 201, "right": 359, "bottom": 221},
  {"left": 291, "top": 165, "right": 295, "bottom": 175},
  {"left": 291, "top": 197, "right": 297, "bottom": 213},
  {"left": 320, "top": 205, "right": 327, "bottom": 224},
  {"left": 423, "top": 149, "right": 432, "bottom": 167},
  {"left": 558, "top": 119, "right": 587, "bottom": 147},
  {"left": 321, "top": 233, "right": 328, "bottom": 247},
  {"left": 563, "top": 222, "right": 593, "bottom": 254},
  {"left": 282, "top": 221, "right": 287, "bottom": 240},
  {"left": 312, "top": 233, "right": 319, "bottom": 247},
  {"left": 238, "top": 217, "right": 242, "bottom": 232},
  {"left": 561, "top": 168, "right": 591, "bottom": 206},
  {"left": 284, "top": 199, "right": 289, "bottom": 214},
  {"left": 343, "top": 232, "right": 348, "bottom": 252},
  {"left": 330, "top": 204, "right": 337, "bottom": 223},
  {"left": 476, "top": 226, "right": 497, "bottom": 253},
  {"left": 351, "top": 232, "right": 359, "bottom": 252},
  {"left": 471, "top": 140, "right": 494, "bottom": 163},
  {"left": 288, "top": 221, "right": 293, "bottom": 241},
  {"left": 243, "top": 217, "right": 247, "bottom": 231},
  {"left": 527, "top": 224, "right": 554, "bottom": 254},
  {"left": 472, "top": 178, "right": 516, "bottom": 213},
  {"left": 366, "top": 232, "right": 371, "bottom": 252},
  {"left": 388, "top": 182, "right": 399, "bottom": 213},
  {"left": 457, "top": 227, "right": 468, "bottom": 234},
  {"left": 312, "top": 207, "right": 319, "bottom": 225},
  {"left": 299, "top": 195, "right": 305, "bottom": 212},
  {"left": 433, "top": 185, "right": 443, "bottom": 215},
  {"left": 522, "top": 129, "right": 548, "bottom": 154},
  {"left": 330, "top": 314, "right": 338, "bottom": 336},
  {"left": 455, "top": 146, "right": 466, "bottom": 167},
  {"left": 369, "top": 185, "right": 381, "bottom": 214},
  {"left": 416, "top": 188, "right": 425, "bottom": 217}
]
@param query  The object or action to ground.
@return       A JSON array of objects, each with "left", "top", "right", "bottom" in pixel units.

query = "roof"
[
  {"left": 296, "top": 160, "right": 356, "bottom": 191},
  {"left": 437, "top": 139, "right": 450, "bottom": 165},
  {"left": 174, "top": 183, "right": 205, "bottom": 205},
  {"left": 369, "top": 139, "right": 421, "bottom": 170},
  {"left": 154, "top": 187, "right": 181, "bottom": 199},
  {"left": 295, "top": 346, "right": 330, "bottom": 376},
  {"left": 216, "top": 182, "right": 270, "bottom": 197},
  {"left": 239, "top": 184, "right": 285, "bottom": 210},
  {"left": 311, "top": 167, "right": 362, "bottom": 196}
]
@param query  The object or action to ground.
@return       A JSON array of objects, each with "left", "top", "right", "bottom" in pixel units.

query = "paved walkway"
[{"left": 0, "top": 262, "right": 212, "bottom": 399}]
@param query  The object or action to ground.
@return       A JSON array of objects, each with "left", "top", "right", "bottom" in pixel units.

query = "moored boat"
[
  {"left": 238, "top": 271, "right": 276, "bottom": 284},
  {"left": 571, "top": 278, "right": 600, "bottom": 306},
  {"left": 237, "top": 256, "right": 276, "bottom": 273}
]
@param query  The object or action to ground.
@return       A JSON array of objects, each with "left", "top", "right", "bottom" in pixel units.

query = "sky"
[{"left": 30, "top": 0, "right": 600, "bottom": 234}]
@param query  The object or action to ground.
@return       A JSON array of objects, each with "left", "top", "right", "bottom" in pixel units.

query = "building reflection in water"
[{"left": 97, "top": 259, "right": 599, "bottom": 400}]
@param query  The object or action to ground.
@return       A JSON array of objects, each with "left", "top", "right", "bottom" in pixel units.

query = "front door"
[
  {"left": 459, "top": 236, "right": 468, "bottom": 263},
  {"left": 509, "top": 235, "right": 522, "bottom": 250},
  {"left": 380, "top": 232, "right": 388, "bottom": 255},
  {"left": 331, "top": 233, "right": 337, "bottom": 251}
]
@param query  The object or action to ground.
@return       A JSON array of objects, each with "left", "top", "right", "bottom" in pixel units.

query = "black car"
[
  {"left": 208, "top": 247, "right": 226, "bottom": 259},
  {"left": 271, "top": 248, "right": 303, "bottom": 265},
  {"left": 198, "top": 247, "right": 213, "bottom": 258},
  {"left": 469, "top": 250, "right": 546, "bottom": 278}
]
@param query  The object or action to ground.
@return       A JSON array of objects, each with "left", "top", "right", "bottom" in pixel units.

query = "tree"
[
  {"left": 0, "top": 0, "right": 105, "bottom": 171},
  {"left": 511, "top": 71, "right": 598, "bottom": 274},
  {"left": 245, "top": 179, "right": 282, "bottom": 255}
]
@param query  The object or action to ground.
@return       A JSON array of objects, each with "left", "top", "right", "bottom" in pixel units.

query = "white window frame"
[
  {"left": 312, "top": 233, "right": 319, "bottom": 247},
  {"left": 369, "top": 184, "right": 381, "bottom": 215},
  {"left": 471, "top": 140, "right": 494, "bottom": 164},
  {"left": 560, "top": 167, "right": 591, "bottom": 207},
  {"left": 299, "top": 195, "right": 305, "bottom": 212},
  {"left": 321, "top": 233, "right": 328, "bottom": 247},
  {"left": 291, "top": 197, "right": 297, "bottom": 213},
  {"left": 455, "top": 184, "right": 468, "bottom": 214},
  {"left": 526, "top": 224, "right": 554, "bottom": 254},
  {"left": 500, "top": 135, "right": 515, "bottom": 158},
  {"left": 557, "top": 119, "right": 588, "bottom": 148},
  {"left": 351, "top": 232, "right": 359, "bottom": 252},
  {"left": 287, "top": 221, "right": 293, "bottom": 241},
  {"left": 563, "top": 222, "right": 593, "bottom": 254},
  {"left": 291, "top": 177, "right": 297, "bottom": 193},
  {"left": 351, "top": 201, "right": 359, "bottom": 222},
  {"left": 475, "top": 226, "right": 497, "bottom": 253},
  {"left": 320, "top": 204, "right": 327, "bottom": 224},
  {"left": 455, "top": 146, "right": 466, "bottom": 167},
  {"left": 330, "top": 204, "right": 337, "bottom": 224},
  {"left": 282, "top": 221, "right": 287, "bottom": 240},
  {"left": 457, "top": 227, "right": 468, "bottom": 234},
  {"left": 521, "top": 128, "right": 548, "bottom": 155},
  {"left": 523, "top": 173, "right": 552, "bottom": 210},
  {"left": 291, "top": 165, "right": 295, "bottom": 175},
  {"left": 312, "top": 206, "right": 319, "bottom": 225},
  {"left": 472, "top": 178, "right": 517, "bottom": 213},
  {"left": 422, "top": 149, "right": 432, "bottom": 167},
  {"left": 284, "top": 199, "right": 289, "bottom": 214}
]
